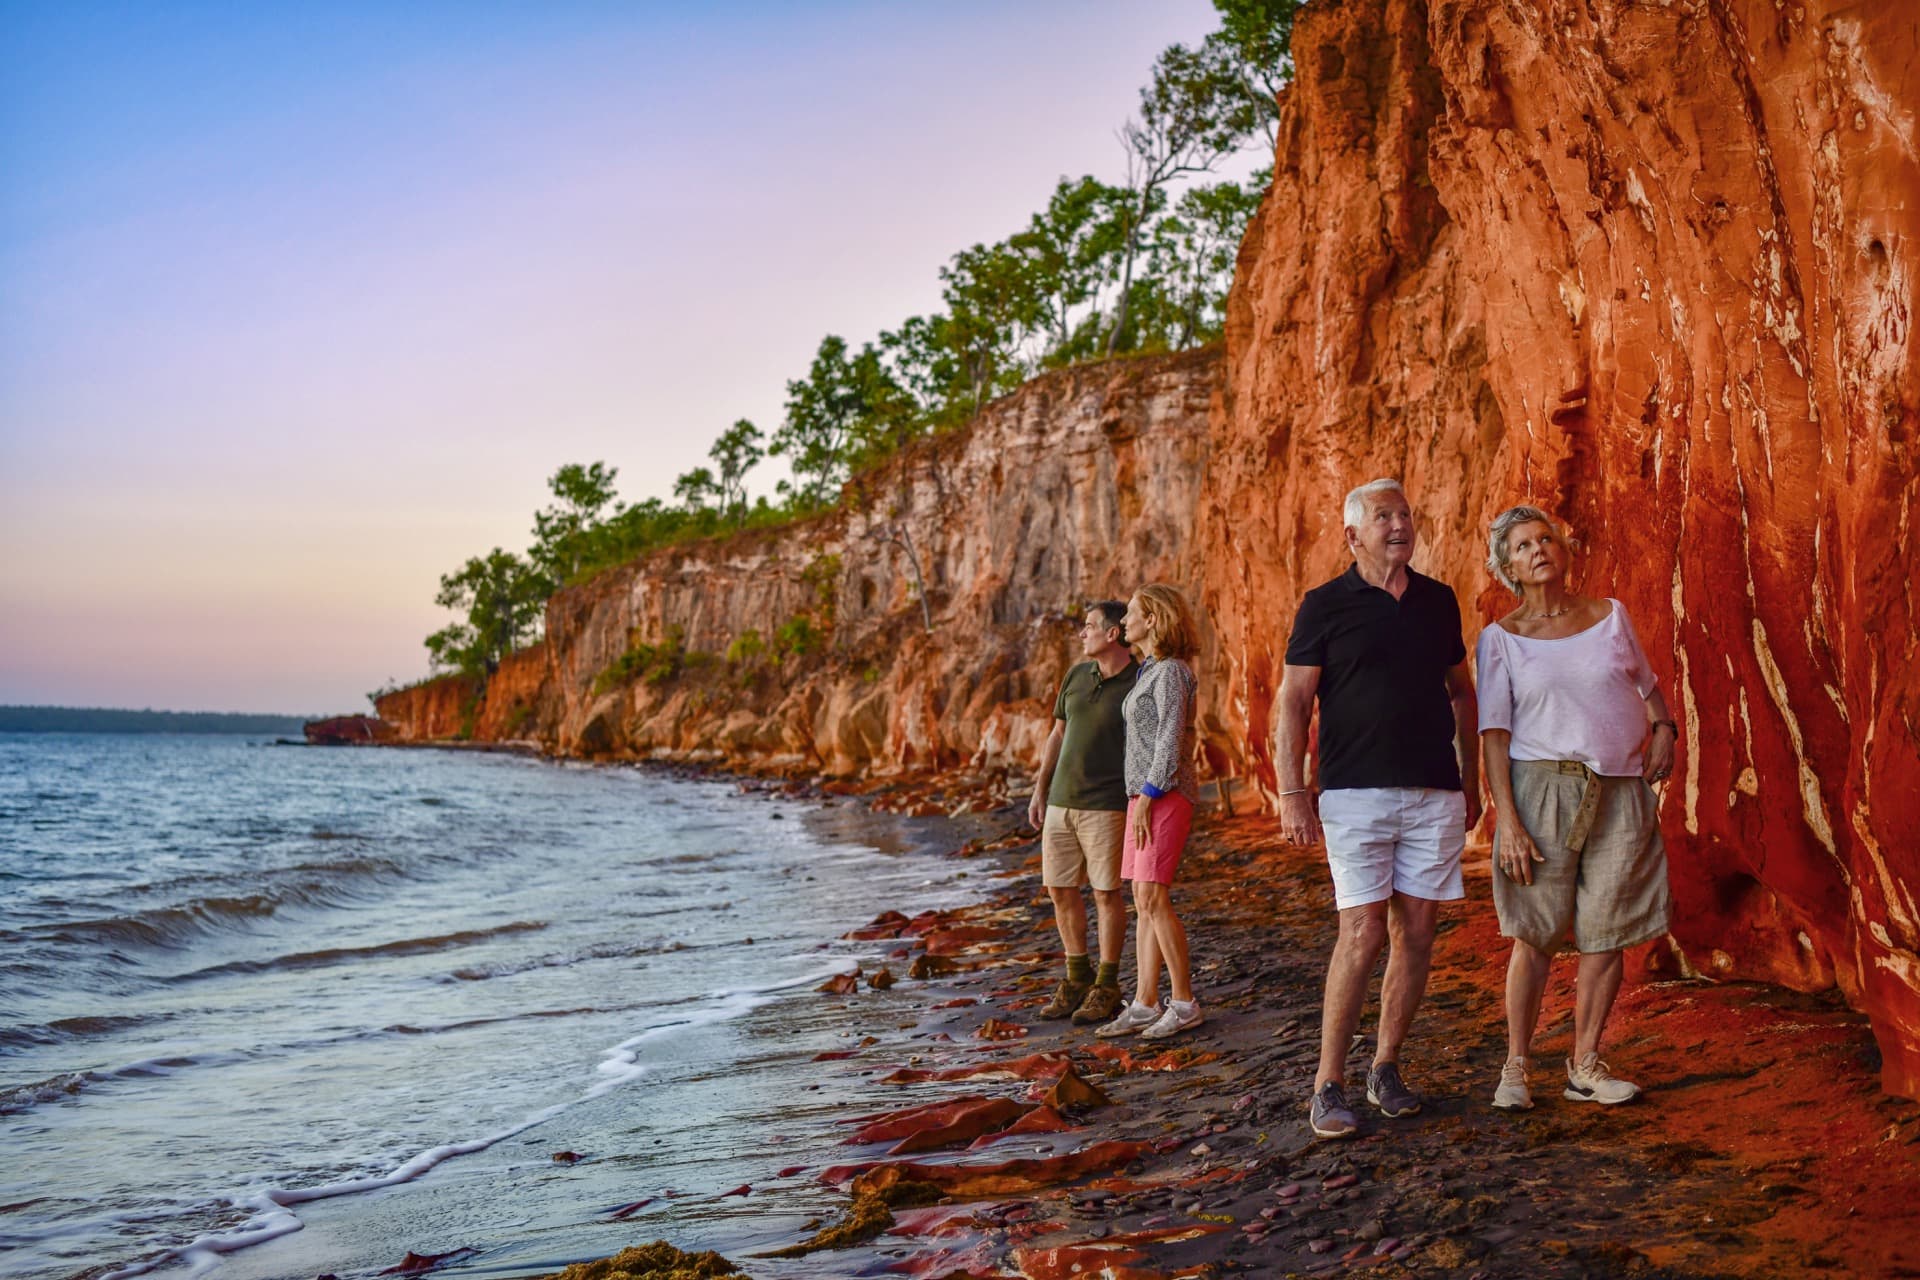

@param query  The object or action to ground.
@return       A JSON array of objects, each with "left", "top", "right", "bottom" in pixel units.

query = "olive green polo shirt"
[{"left": 1047, "top": 658, "right": 1139, "bottom": 811}]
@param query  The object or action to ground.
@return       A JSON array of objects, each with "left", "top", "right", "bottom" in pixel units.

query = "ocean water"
[{"left": 0, "top": 734, "right": 987, "bottom": 1280}]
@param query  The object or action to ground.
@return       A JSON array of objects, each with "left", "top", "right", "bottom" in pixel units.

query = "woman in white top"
[{"left": 1476, "top": 505, "right": 1678, "bottom": 1112}]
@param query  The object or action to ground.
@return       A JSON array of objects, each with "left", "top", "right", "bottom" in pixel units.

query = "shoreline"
[
  {"left": 561, "top": 802, "right": 1920, "bottom": 1279},
  {"left": 119, "top": 758, "right": 1015, "bottom": 1280},
  {"left": 220, "top": 751, "right": 1920, "bottom": 1278}
]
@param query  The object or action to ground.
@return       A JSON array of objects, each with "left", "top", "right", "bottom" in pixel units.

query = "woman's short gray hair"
[
  {"left": 1342, "top": 478, "right": 1406, "bottom": 530},
  {"left": 1486, "top": 504, "right": 1559, "bottom": 593}
]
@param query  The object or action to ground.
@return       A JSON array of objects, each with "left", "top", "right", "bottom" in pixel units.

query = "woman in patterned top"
[{"left": 1096, "top": 582, "right": 1206, "bottom": 1041}]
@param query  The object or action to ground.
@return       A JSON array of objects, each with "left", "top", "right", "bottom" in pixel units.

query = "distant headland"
[{"left": 0, "top": 706, "right": 312, "bottom": 736}]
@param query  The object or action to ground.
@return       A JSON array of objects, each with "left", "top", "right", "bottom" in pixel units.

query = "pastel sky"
[{"left": 0, "top": 1, "right": 1250, "bottom": 715}]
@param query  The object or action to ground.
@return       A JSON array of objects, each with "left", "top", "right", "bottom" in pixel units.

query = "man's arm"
[
  {"left": 1028, "top": 719, "right": 1066, "bottom": 830},
  {"left": 1275, "top": 663, "right": 1322, "bottom": 845},
  {"left": 1445, "top": 660, "right": 1483, "bottom": 830}
]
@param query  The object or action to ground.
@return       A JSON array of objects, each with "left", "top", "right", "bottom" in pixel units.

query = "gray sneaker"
[
  {"left": 1492, "top": 1056, "right": 1534, "bottom": 1111},
  {"left": 1309, "top": 1080, "right": 1358, "bottom": 1139},
  {"left": 1095, "top": 1000, "right": 1163, "bottom": 1038},
  {"left": 1140, "top": 998, "right": 1204, "bottom": 1040},
  {"left": 1365, "top": 1060, "right": 1422, "bottom": 1117},
  {"left": 1564, "top": 1053, "right": 1640, "bottom": 1105}
]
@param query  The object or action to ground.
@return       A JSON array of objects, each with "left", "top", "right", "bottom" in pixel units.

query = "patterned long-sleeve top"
[{"left": 1122, "top": 656, "right": 1199, "bottom": 802}]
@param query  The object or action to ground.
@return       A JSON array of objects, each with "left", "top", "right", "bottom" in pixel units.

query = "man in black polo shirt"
[
  {"left": 1275, "top": 478, "right": 1481, "bottom": 1140},
  {"left": 1028, "top": 601, "right": 1139, "bottom": 1025}
]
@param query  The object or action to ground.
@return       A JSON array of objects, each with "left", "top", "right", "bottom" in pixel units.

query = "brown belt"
[{"left": 1541, "top": 760, "right": 1602, "bottom": 854}]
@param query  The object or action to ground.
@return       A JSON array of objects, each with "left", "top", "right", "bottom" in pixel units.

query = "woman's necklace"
[{"left": 1525, "top": 599, "right": 1573, "bottom": 620}]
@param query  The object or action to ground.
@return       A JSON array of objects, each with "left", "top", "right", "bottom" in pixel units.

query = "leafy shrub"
[
  {"left": 801, "top": 553, "right": 842, "bottom": 628},
  {"left": 773, "top": 615, "right": 821, "bottom": 658},
  {"left": 726, "top": 629, "right": 767, "bottom": 664},
  {"left": 594, "top": 625, "right": 691, "bottom": 694}
]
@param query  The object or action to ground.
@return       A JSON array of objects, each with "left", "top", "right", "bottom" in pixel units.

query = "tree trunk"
[
  {"left": 877, "top": 522, "right": 933, "bottom": 633},
  {"left": 1104, "top": 186, "right": 1154, "bottom": 357}
]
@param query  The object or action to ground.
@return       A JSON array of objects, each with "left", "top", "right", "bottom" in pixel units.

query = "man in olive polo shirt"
[{"left": 1028, "top": 601, "right": 1139, "bottom": 1024}]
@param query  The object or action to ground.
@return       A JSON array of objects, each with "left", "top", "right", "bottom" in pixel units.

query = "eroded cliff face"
[
  {"left": 1202, "top": 0, "right": 1919, "bottom": 1091},
  {"left": 380, "top": 349, "right": 1219, "bottom": 791},
  {"left": 377, "top": 0, "right": 1918, "bottom": 1092}
]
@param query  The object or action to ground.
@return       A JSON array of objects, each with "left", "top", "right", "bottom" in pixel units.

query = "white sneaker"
[
  {"left": 1095, "top": 1000, "right": 1162, "bottom": 1038},
  {"left": 1493, "top": 1056, "right": 1533, "bottom": 1111},
  {"left": 1140, "top": 998, "right": 1205, "bottom": 1040},
  {"left": 1564, "top": 1052, "right": 1640, "bottom": 1104}
]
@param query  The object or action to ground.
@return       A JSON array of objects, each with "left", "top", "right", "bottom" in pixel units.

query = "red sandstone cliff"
[
  {"left": 379, "top": 0, "right": 1918, "bottom": 1093},
  {"left": 380, "top": 349, "right": 1220, "bottom": 791},
  {"left": 1201, "top": 0, "right": 1918, "bottom": 1091}
]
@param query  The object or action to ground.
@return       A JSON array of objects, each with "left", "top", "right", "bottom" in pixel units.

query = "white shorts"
[{"left": 1319, "top": 787, "right": 1466, "bottom": 910}]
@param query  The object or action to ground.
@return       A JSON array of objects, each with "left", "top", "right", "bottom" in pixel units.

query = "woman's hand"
[
  {"left": 1642, "top": 722, "right": 1677, "bottom": 784},
  {"left": 1496, "top": 812, "right": 1546, "bottom": 885},
  {"left": 1130, "top": 794, "right": 1153, "bottom": 850},
  {"left": 1280, "top": 790, "right": 1321, "bottom": 846}
]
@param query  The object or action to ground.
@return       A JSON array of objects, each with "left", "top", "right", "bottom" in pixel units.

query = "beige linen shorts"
[
  {"left": 1493, "top": 759, "right": 1671, "bottom": 954},
  {"left": 1041, "top": 806, "right": 1126, "bottom": 891}
]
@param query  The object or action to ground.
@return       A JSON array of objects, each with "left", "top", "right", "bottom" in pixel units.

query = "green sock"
[
  {"left": 1096, "top": 961, "right": 1120, "bottom": 988},
  {"left": 1066, "top": 954, "right": 1092, "bottom": 983}
]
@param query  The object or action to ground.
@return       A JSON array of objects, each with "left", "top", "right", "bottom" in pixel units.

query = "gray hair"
[
  {"left": 1486, "top": 504, "right": 1559, "bottom": 593},
  {"left": 1341, "top": 478, "right": 1407, "bottom": 530}
]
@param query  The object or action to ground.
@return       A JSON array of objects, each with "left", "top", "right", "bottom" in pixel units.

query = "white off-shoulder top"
[{"left": 1475, "top": 600, "right": 1660, "bottom": 778}]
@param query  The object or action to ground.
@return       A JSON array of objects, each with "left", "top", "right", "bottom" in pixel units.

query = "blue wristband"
[{"left": 1139, "top": 782, "right": 1166, "bottom": 799}]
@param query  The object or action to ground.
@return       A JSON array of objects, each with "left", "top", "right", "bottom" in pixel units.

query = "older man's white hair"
[{"left": 1342, "top": 478, "right": 1407, "bottom": 530}]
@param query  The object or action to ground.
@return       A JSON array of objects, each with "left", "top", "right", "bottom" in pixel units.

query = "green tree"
[
  {"left": 531, "top": 462, "right": 619, "bottom": 586},
  {"left": 880, "top": 314, "right": 965, "bottom": 424},
  {"left": 1106, "top": 40, "right": 1253, "bottom": 356},
  {"left": 770, "top": 335, "right": 917, "bottom": 509},
  {"left": 1207, "top": 0, "right": 1301, "bottom": 149},
  {"left": 709, "top": 418, "right": 764, "bottom": 522},
  {"left": 1010, "top": 176, "right": 1133, "bottom": 361},
  {"left": 426, "top": 548, "right": 547, "bottom": 675},
  {"left": 1149, "top": 175, "right": 1266, "bottom": 348},
  {"left": 939, "top": 241, "right": 1039, "bottom": 413},
  {"left": 672, "top": 465, "right": 720, "bottom": 510}
]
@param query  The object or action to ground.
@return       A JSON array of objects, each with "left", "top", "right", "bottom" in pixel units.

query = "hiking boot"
[
  {"left": 1493, "top": 1056, "right": 1534, "bottom": 1111},
  {"left": 1140, "top": 998, "right": 1205, "bottom": 1040},
  {"left": 1309, "top": 1080, "right": 1358, "bottom": 1140},
  {"left": 1365, "top": 1060, "right": 1422, "bottom": 1118},
  {"left": 1095, "top": 1000, "right": 1163, "bottom": 1038},
  {"left": 1564, "top": 1053, "right": 1640, "bottom": 1105},
  {"left": 1039, "top": 977, "right": 1092, "bottom": 1019},
  {"left": 1071, "top": 983, "right": 1124, "bottom": 1025}
]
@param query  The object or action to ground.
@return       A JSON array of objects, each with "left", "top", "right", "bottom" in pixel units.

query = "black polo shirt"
[{"left": 1285, "top": 564, "right": 1466, "bottom": 791}]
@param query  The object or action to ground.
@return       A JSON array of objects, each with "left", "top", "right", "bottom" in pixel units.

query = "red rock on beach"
[
  {"left": 1012, "top": 1225, "right": 1229, "bottom": 1280},
  {"left": 1040, "top": 1064, "right": 1112, "bottom": 1109},
  {"left": 972, "top": 1017, "right": 1027, "bottom": 1041},
  {"left": 845, "top": 910, "right": 912, "bottom": 940},
  {"left": 378, "top": 1248, "right": 476, "bottom": 1276},
  {"left": 970, "top": 1104, "right": 1076, "bottom": 1147},
  {"left": 823, "top": 1140, "right": 1148, "bottom": 1197},
  {"left": 880, "top": 1052, "right": 1071, "bottom": 1084},
  {"left": 920, "top": 925, "right": 1004, "bottom": 955},
  {"left": 844, "top": 1096, "right": 1036, "bottom": 1154}
]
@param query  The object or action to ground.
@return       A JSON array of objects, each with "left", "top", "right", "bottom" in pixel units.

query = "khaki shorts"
[
  {"left": 1041, "top": 805, "right": 1126, "bottom": 891},
  {"left": 1493, "top": 760, "right": 1672, "bottom": 954}
]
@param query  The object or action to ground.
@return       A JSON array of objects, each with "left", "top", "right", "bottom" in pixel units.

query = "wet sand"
[{"left": 723, "top": 805, "right": 1920, "bottom": 1279}]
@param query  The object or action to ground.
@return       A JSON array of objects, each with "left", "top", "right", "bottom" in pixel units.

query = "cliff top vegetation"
[{"left": 416, "top": 0, "right": 1297, "bottom": 683}]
